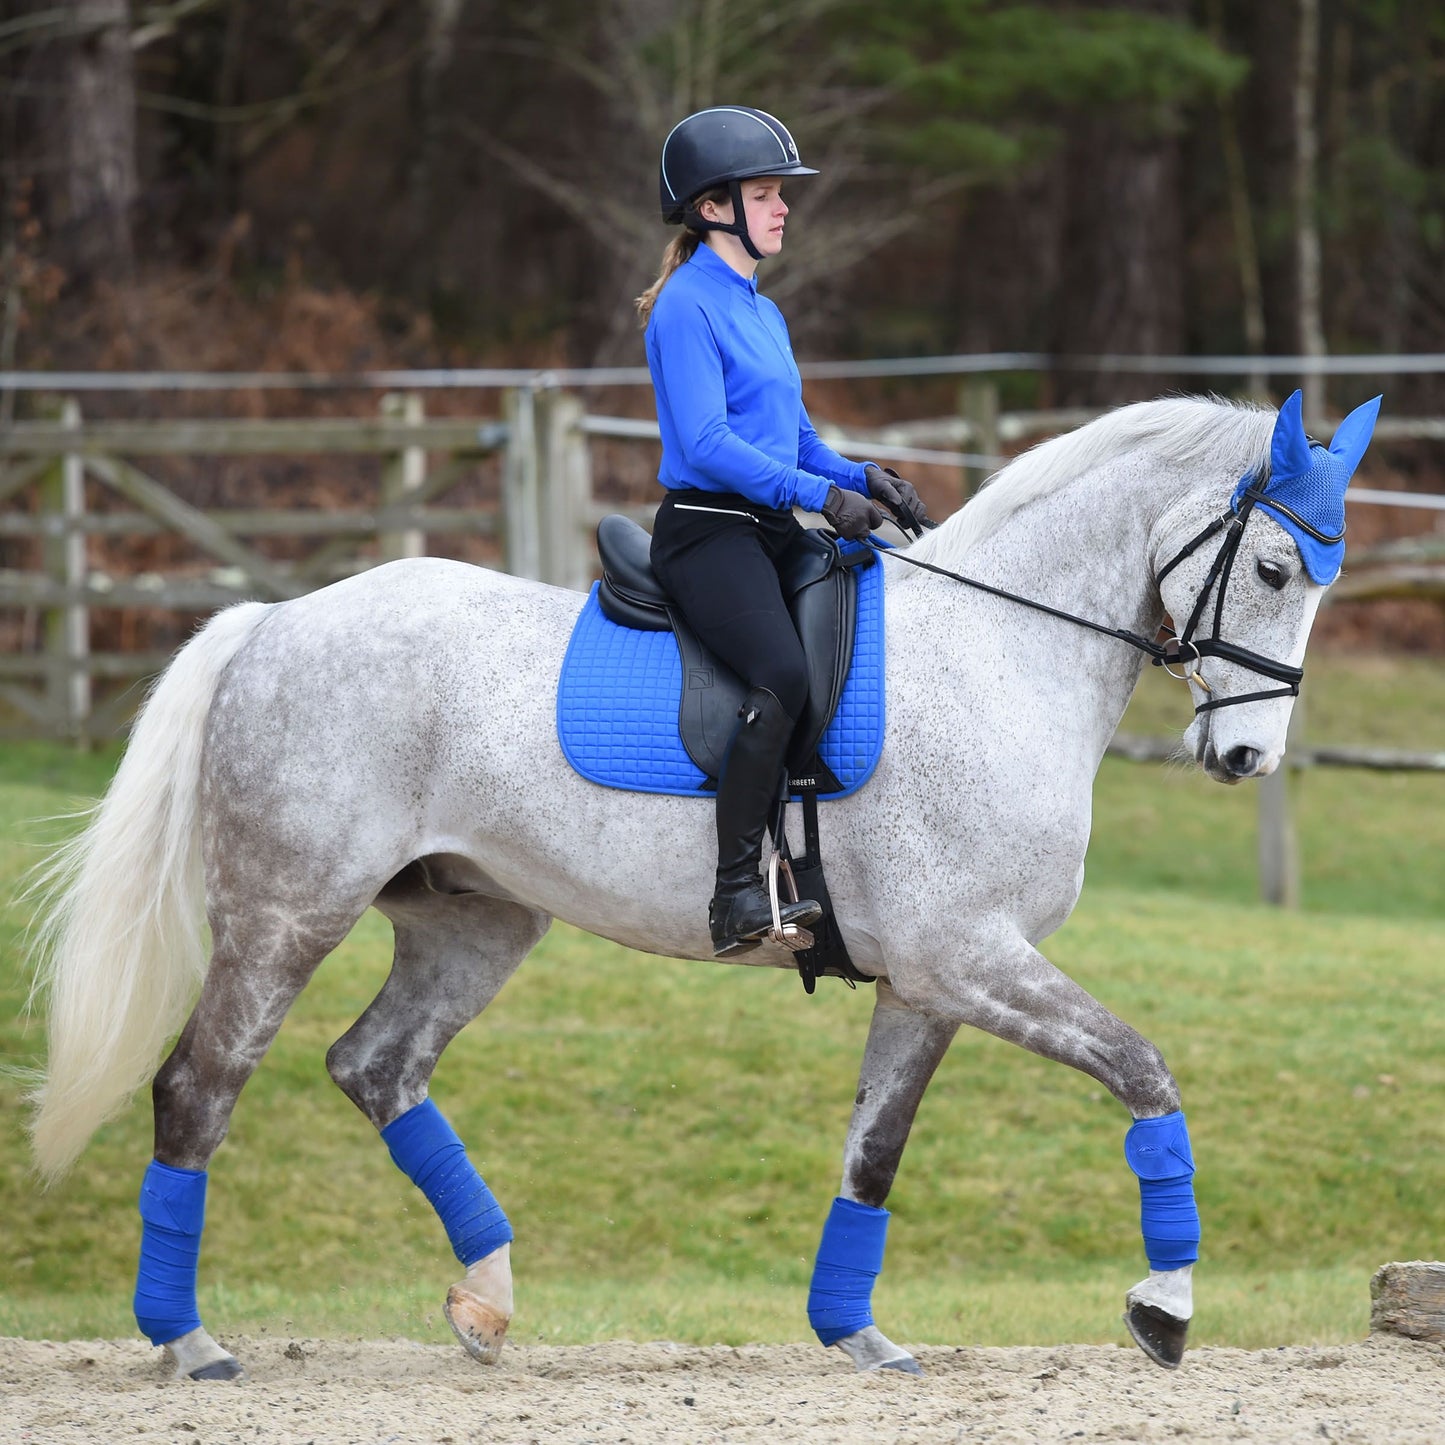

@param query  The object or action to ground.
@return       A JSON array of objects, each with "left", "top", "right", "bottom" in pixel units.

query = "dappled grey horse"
[{"left": 28, "top": 390, "right": 1379, "bottom": 1381}]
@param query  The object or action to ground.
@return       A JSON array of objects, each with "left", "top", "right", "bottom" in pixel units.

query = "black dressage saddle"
[{"left": 594, "top": 513, "right": 868, "bottom": 791}]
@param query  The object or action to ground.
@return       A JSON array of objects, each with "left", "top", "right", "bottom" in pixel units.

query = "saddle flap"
[
  {"left": 673, "top": 614, "right": 749, "bottom": 783},
  {"left": 674, "top": 531, "right": 860, "bottom": 784}
]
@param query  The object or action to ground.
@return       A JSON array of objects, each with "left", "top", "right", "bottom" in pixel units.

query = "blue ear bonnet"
[{"left": 1231, "top": 389, "right": 1382, "bottom": 585}]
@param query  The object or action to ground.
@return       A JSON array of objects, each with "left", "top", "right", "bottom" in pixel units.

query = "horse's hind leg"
[
  {"left": 144, "top": 907, "right": 362, "bottom": 1380},
  {"left": 325, "top": 870, "right": 548, "bottom": 1365}
]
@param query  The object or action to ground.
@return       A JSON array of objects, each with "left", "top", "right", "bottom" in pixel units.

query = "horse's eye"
[{"left": 1256, "top": 559, "right": 1287, "bottom": 590}]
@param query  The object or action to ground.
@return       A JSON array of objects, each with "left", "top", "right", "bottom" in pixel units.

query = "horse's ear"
[
  {"left": 1270, "top": 389, "right": 1312, "bottom": 479},
  {"left": 1328, "top": 394, "right": 1383, "bottom": 481}
]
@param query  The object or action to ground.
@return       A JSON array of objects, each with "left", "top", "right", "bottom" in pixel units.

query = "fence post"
[
  {"left": 536, "top": 388, "right": 592, "bottom": 590},
  {"left": 960, "top": 377, "right": 999, "bottom": 497},
  {"left": 502, "top": 385, "right": 541, "bottom": 580},
  {"left": 1259, "top": 692, "right": 1304, "bottom": 907},
  {"left": 40, "top": 396, "right": 91, "bottom": 745},
  {"left": 379, "top": 392, "right": 427, "bottom": 561}
]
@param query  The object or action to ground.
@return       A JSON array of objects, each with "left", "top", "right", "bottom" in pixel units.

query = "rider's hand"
[
  {"left": 822, "top": 484, "right": 883, "bottom": 540},
  {"left": 866, "top": 464, "right": 931, "bottom": 532}
]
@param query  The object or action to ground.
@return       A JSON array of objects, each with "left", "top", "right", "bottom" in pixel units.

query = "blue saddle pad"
[{"left": 557, "top": 544, "right": 885, "bottom": 799}]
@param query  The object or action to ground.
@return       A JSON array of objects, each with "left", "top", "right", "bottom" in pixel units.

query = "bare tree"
[
  {"left": 1206, "top": 0, "right": 1266, "bottom": 398},
  {"left": 46, "top": 0, "right": 140, "bottom": 280},
  {"left": 456, "top": 0, "right": 938, "bottom": 361},
  {"left": 402, "top": 0, "right": 467, "bottom": 286},
  {"left": 1294, "top": 0, "right": 1326, "bottom": 420}
]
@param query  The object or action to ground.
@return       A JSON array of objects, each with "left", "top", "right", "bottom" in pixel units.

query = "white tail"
[{"left": 26, "top": 601, "right": 271, "bottom": 1184}]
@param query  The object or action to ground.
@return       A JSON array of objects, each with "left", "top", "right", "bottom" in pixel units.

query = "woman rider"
[{"left": 635, "top": 105, "right": 931, "bottom": 958}]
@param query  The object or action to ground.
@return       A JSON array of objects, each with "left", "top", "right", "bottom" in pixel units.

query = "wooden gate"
[{"left": 0, "top": 395, "right": 520, "bottom": 741}]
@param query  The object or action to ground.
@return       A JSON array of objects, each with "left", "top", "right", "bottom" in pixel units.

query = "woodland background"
[
  {"left": 5, "top": 1, "right": 1445, "bottom": 388},
  {"left": 2, "top": 0, "right": 1445, "bottom": 654}
]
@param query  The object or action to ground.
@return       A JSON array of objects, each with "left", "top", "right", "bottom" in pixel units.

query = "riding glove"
[
  {"left": 866, "top": 464, "right": 931, "bottom": 532},
  {"left": 822, "top": 484, "right": 883, "bottom": 540}
]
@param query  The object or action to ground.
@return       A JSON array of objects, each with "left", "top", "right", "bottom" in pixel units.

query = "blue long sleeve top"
[{"left": 645, "top": 243, "right": 871, "bottom": 512}]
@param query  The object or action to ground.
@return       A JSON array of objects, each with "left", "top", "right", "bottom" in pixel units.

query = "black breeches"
[{"left": 649, "top": 490, "right": 810, "bottom": 722}]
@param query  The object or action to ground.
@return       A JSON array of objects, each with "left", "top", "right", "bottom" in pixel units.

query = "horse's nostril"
[{"left": 1224, "top": 745, "right": 1261, "bottom": 776}]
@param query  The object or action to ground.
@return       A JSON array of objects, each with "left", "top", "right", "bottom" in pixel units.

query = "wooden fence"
[
  {"left": 0, "top": 394, "right": 509, "bottom": 739},
  {"left": 2, "top": 383, "right": 1442, "bottom": 905}
]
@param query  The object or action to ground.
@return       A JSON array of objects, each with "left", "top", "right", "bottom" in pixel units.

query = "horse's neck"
[
  {"left": 1004, "top": 458, "right": 1169, "bottom": 615},
  {"left": 896, "top": 455, "right": 1173, "bottom": 747}
]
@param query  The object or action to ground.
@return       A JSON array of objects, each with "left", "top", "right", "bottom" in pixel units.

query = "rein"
[{"left": 864, "top": 482, "right": 1304, "bottom": 716}]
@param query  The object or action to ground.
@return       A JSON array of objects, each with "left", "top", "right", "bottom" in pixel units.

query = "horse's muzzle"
[{"left": 1201, "top": 740, "right": 1267, "bottom": 784}]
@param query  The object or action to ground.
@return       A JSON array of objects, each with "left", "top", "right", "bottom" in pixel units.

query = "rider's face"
[{"left": 700, "top": 179, "right": 788, "bottom": 258}]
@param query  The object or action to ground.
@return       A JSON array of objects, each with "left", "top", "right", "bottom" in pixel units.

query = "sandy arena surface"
[{"left": 3, "top": 1334, "right": 1444, "bottom": 1444}]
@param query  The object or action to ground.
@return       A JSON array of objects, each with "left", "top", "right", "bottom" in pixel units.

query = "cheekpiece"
[{"left": 1232, "top": 388, "right": 1382, "bottom": 585}]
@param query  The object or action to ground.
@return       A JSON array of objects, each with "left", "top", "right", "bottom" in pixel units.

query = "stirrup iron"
[{"left": 767, "top": 845, "right": 814, "bottom": 953}]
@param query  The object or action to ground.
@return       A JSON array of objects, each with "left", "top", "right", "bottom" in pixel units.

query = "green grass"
[
  {"left": 1, "top": 653, "right": 1443, "bottom": 1349},
  {"left": 1100, "top": 654, "right": 1445, "bottom": 918}
]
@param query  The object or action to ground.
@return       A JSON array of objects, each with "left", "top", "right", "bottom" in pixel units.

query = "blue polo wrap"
[
  {"left": 807, "top": 1196, "right": 890, "bottom": 1345},
  {"left": 133, "top": 1159, "right": 207, "bottom": 1345},
  {"left": 381, "top": 1098, "right": 513, "bottom": 1266},
  {"left": 1124, "top": 1110, "right": 1200, "bottom": 1272}
]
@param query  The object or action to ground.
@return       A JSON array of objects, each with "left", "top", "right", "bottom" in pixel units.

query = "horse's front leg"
[
  {"left": 889, "top": 929, "right": 1198, "bottom": 1370},
  {"left": 811, "top": 979, "right": 958, "bottom": 1375}
]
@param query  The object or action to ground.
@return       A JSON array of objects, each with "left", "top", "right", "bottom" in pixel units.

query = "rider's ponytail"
[
  {"left": 635, "top": 232, "right": 700, "bottom": 326},
  {"left": 635, "top": 186, "right": 730, "bottom": 326}
]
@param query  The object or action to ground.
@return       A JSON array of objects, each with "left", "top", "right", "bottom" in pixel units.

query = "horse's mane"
[{"left": 910, "top": 395, "right": 1276, "bottom": 566}]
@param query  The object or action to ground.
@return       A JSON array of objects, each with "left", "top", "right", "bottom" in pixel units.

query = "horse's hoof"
[
  {"left": 164, "top": 1327, "right": 244, "bottom": 1382},
  {"left": 877, "top": 1355, "right": 925, "bottom": 1376},
  {"left": 188, "top": 1355, "right": 245, "bottom": 1382},
  {"left": 445, "top": 1282, "right": 511, "bottom": 1364},
  {"left": 1123, "top": 1301, "right": 1188, "bottom": 1369},
  {"left": 831, "top": 1325, "right": 922, "bottom": 1375}
]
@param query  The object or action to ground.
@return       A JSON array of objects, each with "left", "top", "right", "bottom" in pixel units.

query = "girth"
[{"left": 595, "top": 513, "right": 868, "bottom": 789}]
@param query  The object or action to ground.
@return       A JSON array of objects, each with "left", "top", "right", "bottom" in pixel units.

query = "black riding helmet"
[{"left": 659, "top": 106, "right": 818, "bottom": 261}]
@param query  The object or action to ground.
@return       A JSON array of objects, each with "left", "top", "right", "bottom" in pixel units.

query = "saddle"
[
  {"left": 591, "top": 513, "right": 875, "bottom": 994},
  {"left": 595, "top": 513, "right": 868, "bottom": 791}
]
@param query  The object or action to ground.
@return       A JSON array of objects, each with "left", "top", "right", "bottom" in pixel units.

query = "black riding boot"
[{"left": 709, "top": 686, "right": 823, "bottom": 957}]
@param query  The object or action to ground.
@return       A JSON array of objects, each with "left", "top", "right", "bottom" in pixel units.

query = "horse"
[{"left": 26, "top": 389, "right": 1379, "bottom": 1382}]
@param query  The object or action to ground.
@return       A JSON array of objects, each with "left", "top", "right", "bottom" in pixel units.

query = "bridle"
[
  {"left": 1148, "top": 483, "right": 1314, "bottom": 713},
  {"left": 865, "top": 477, "right": 1314, "bottom": 717}
]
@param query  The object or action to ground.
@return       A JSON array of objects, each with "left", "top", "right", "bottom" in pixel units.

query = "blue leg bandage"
[
  {"left": 807, "top": 1197, "right": 890, "bottom": 1345},
  {"left": 381, "top": 1099, "right": 513, "bottom": 1267},
  {"left": 134, "top": 1160, "right": 207, "bottom": 1346},
  {"left": 1124, "top": 1110, "right": 1200, "bottom": 1272}
]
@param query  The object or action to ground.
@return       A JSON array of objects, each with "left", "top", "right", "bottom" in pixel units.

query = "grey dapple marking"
[{"left": 30, "top": 397, "right": 1323, "bottom": 1378}]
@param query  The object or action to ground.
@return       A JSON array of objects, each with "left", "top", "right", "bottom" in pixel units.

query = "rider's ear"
[
  {"left": 1328, "top": 395, "right": 1383, "bottom": 481},
  {"left": 1269, "top": 390, "right": 1312, "bottom": 479}
]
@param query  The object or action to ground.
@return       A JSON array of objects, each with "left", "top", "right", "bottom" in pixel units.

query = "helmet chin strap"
[{"left": 682, "top": 180, "right": 764, "bottom": 262}]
